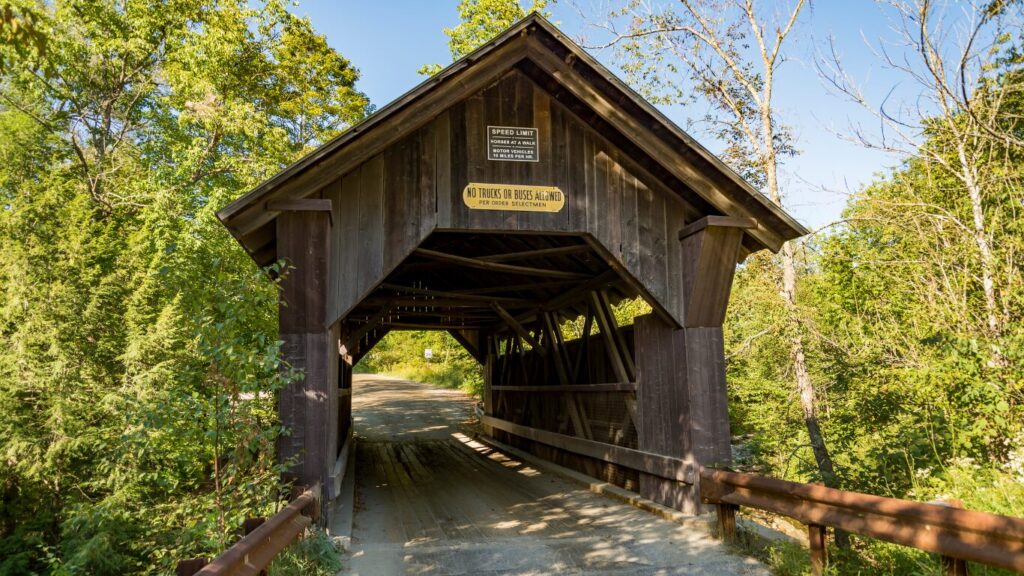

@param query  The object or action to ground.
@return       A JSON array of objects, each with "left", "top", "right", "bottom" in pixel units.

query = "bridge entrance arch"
[{"left": 218, "top": 14, "right": 806, "bottom": 523}]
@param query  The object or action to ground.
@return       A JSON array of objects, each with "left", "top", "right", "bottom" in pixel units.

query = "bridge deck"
[{"left": 340, "top": 375, "right": 768, "bottom": 576}]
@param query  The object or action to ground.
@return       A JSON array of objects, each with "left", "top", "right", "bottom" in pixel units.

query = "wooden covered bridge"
[{"left": 203, "top": 14, "right": 1024, "bottom": 576}]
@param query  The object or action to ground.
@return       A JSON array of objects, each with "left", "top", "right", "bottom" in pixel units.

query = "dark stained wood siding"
[
  {"left": 443, "top": 70, "right": 687, "bottom": 325},
  {"left": 325, "top": 69, "right": 689, "bottom": 326},
  {"left": 634, "top": 314, "right": 695, "bottom": 513},
  {"left": 325, "top": 126, "right": 438, "bottom": 323}
]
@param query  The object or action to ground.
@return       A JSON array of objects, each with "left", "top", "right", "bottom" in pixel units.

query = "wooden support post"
[
  {"left": 492, "top": 302, "right": 543, "bottom": 353},
  {"left": 588, "top": 291, "right": 630, "bottom": 384},
  {"left": 935, "top": 499, "right": 969, "bottom": 575},
  {"left": 542, "top": 312, "right": 569, "bottom": 385},
  {"left": 941, "top": 556, "right": 969, "bottom": 576},
  {"left": 276, "top": 205, "right": 334, "bottom": 524},
  {"left": 483, "top": 339, "right": 495, "bottom": 436},
  {"left": 717, "top": 503, "right": 738, "bottom": 544},
  {"left": 634, "top": 217, "right": 751, "bottom": 514},
  {"left": 175, "top": 559, "right": 208, "bottom": 576},
  {"left": 243, "top": 517, "right": 267, "bottom": 536},
  {"left": 571, "top": 304, "right": 593, "bottom": 383},
  {"left": 808, "top": 524, "right": 827, "bottom": 576}
]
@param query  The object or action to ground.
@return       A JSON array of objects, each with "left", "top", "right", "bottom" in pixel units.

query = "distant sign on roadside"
[{"left": 424, "top": 348, "right": 433, "bottom": 360}]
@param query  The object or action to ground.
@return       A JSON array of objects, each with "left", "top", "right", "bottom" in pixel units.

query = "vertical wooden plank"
[
  {"left": 383, "top": 137, "right": 410, "bottom": 271},
  {"left": 567, "top": 120, "right": 587, "bottom": 232},
  {"left": 808, "top": 524, "right": 827, "bottom": 576},
  {"left": 515, "top": 71, "right": 539, "bottom": 231},
  {"left": 498, "top": 73, "right": 520, "bottom": 230},
  {"left": 324, "top": 179, "right": 344, "bottom": 323},
  {"left": 685, "top": 327, "right": 732, "bottom": 467},
  {"left": 326, "top": 322, "right": 339, "bottom": 471},
  {"left": 533, "top": 75, "right": 552, "bottom": 186},
  {"left": 717, "top": 503, "right": 738, "bottom": 544},
  {"left": 417, "top": 123, "right": 436, "bottom": 240},
  {"left": 434, "top": 111, "right": 452, "bottom": 228},
  {"left": 358, "top": 155, "right": 385, "bottom": 297},
  {"left": 449, "top": 101, "right": 468, "bottom": 229},
  {"left": 621, "top": 172, "right": 640, "bottom": 277},
  {"left": 681, "top": 224, "right": 746, "bottom": 327},
  {"left": 590, "top": 145, "right": 607, "bottom": 243},
  {"left": 636, "top": 179, "right": 658, "bottom": 299},
  {"left": 941, "top": 556, "right": 969, "bottom": 576},
  {"left": 549, "top": 92, "right": 571, "bottom": 230},
  {"left": 664, "top": 197, "right": 685, "bottom": 324},
  {"left": 405, "top": 131, "right": 421, "bottom": 251},
  {"left": 465, "top": 93, "right": 490, "bottom": 230},
  {"left": 634, "top": 314, "right": 696, "bottom": 513},
  {"left": 605, "top": 155, "right": 623, "bottom": 258}
]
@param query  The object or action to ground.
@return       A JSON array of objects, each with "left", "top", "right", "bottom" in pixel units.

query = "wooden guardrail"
[
  {"left": 700, "top": 468, "right": 1024, "bottom": 575},
  {"left": 176, "top": 482, "right": 321, "bottom": 576}
]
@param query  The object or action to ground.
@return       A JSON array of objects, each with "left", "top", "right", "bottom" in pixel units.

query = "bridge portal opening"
[{"left": 340, "top": 230, "right": 654, "bottom": 491}]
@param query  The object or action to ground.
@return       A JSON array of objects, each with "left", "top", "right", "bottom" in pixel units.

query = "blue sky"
[{"left": 292, "top": 1, "right": 912, "bottom": 230}]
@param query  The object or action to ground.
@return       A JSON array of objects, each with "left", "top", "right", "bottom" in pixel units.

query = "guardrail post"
[
  {"left": 933, "top": 499, "right": 969, "bottom": 575},
  {"left": 941, "top": 555, "right": 969, "bottom": 576},
  {"left": 175, "top": 558, "right": 208, "bottom": 576},
  {"left": 808, "top": 524, "right": 827, "bottom": 576},
  {"left": 243, "top": 517, "right": 266, "bottom": 536},
  {"left": 716, "top": 503, "right": 738, "bottom": 544}
]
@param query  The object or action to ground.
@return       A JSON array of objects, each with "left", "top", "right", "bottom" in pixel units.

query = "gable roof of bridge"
[{"left": 217, "top": 13, "right": 808, "bottom": 266}]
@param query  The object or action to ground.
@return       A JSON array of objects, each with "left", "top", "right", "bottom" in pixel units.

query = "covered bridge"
[{"left": 218, "top": 13, "right": 806, "bottom": 522}]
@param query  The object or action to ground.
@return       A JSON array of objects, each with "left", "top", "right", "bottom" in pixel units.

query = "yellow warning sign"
[{"left": 462, "top": 183, "right": 565, "bottom": 213}]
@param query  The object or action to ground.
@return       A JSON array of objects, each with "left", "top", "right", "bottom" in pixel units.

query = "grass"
[{"left": 268, "top": 528, "right": 341, "bottom": 576}]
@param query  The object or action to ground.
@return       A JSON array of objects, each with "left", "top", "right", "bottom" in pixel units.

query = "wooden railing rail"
[
  {"left": 481, "top": 414, "right": 696, "bottom": 483},
  {"left": 176, "top": 482, "right": 321, "bottom": 576},
  {"left": 700, "top": 468, "right": 1024, "bottom": 575}
]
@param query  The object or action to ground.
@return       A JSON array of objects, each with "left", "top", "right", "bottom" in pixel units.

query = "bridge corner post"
[
  {"left": 635, "top": 217, "right": 752, "bottom": 515},
  {"left": 678, "top": 216, "right": 752, "bottom": 512},
  {"left": 275, "top": 202, "right": 335, "bottom": 524}
]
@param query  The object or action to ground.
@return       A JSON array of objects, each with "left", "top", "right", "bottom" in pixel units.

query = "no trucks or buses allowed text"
[{"left": 463, "top": 183, "right": 565, "bottom": 213}]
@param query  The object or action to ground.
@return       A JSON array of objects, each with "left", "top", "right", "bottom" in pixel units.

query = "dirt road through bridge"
[{"left": 339, "top": 375, "right": 768, "bottom": 576}]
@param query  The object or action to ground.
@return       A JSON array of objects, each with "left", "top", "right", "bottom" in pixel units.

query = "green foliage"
[
  {"left": 358, "top": 331, "right": 484, "bottom": 398},
  {"left": 0, "top": 1, "right": 46, "bottom": 71},
  {"left": 418, "top": 0, "right": 550, "bottom": 76},
  {"left": 268, "top": 528, "right": 342, "bottom": 576},
  {"left": 0, "top": 0, "right": 368, "bottom": 573},
  {"left": 719, "top": 21, "right": 1024, "bottom": 571}
]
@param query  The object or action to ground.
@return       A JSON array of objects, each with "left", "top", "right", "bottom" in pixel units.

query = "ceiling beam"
[
  {"left": 379, "top": 282, "right": 533, "bottom": 305},
  {"left": 413, "top": 248, "right": 589, "bottom": 280},
  {"left": 451, "top": 279, "right": 580, "bottom": 295},
  {"left": 382, "top": 321, "right": 489, "bottom": 331},
  {"left": 475, "top": 244, "right": 591, "bottom": 262},
  {"left": 344, "top": 300, "right": 396, "bottom": 352},
  {"left": 362, "top": 296, "right": 535, "bottom": 309}
]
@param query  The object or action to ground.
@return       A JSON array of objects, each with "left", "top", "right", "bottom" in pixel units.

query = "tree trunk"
[
  {"left": 956, "top": 142, "right": 999, "bottom": 335},
  {"left": 765, "top": 129, "right": 850, "bottom": 548}
]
